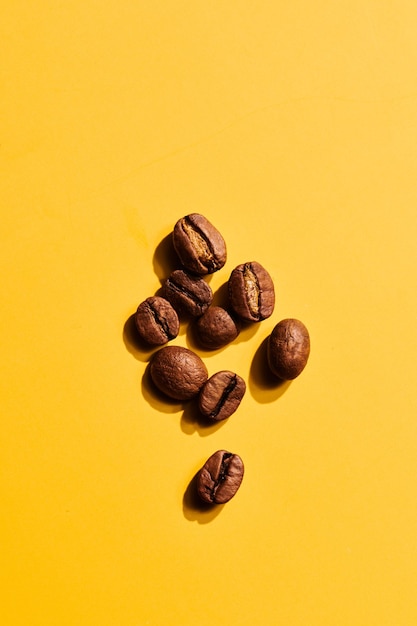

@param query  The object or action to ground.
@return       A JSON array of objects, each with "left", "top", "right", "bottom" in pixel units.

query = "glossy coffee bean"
[
  {"left": 228, "top": 261, "right": 275, "bottom": 323},
  {"left": 197, "top": 450, "right": 244, "bottom": 504},
  {"left": 198, "top": 371, "right": 246, "bottom": 421},
  {"left": 150, "top": 346, "right": 208, "bottom": 401},
  {"left": 134, "top": 296, "right": 179, "bottom": 346},
  {"left": 162, "top": 269, "right": 213, "bottom": 318},
  {"left": 194, "top": 306, "right": 240, "bottom": 349},
  {"left": 173, "top": 213, "right": 227, "bottom": 275},
  {"left": 267, "top": 318, "right": 310, "bottom": 380}
]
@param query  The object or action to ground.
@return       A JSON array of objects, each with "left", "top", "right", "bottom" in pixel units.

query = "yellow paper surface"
[{"left": 2, "top": 2, "right": 417, "bottom": 625}]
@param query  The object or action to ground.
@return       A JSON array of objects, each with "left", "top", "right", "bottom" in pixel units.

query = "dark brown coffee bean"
[
  {"left": 134, "top": 296, "right": 179, "bottom": 346},
  {"left": 194, "top": 306, "right": 240, "bottom": 349},
  {"left": 197, "top": 450, "right": 244, "bottom": 504},
  {"left": 150, "top": 346, "right": 208, "bottom": 401},
  {"left": 199, "top": 371, "right": 246, "bottom": 421},
  {"left": 267, "top": 318, "right": 310, "bottom": 380},
  {"left": 228, "top": 261, "right": 275, "bottom": 322},
  {"left": 172, "top": 213, "right": 227, "bottom": 275},
  {"left": 162, "top": 269, "right": 213, "bottom": 318}
]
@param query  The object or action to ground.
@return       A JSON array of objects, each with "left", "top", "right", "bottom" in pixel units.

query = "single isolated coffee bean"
[
  {"left": 267, "top": 318, "right": 310, "bottom": 380},
  {"left": 197, "top": 450, "right": 244, "bottom": 504},
  {"left": 134, "top": 296, "right": 179, "bottom": 346},
  {"left": 228, "top": 261, "right": 275, "bottom": 323},
  {"left": 172, "top": 213, "right": 227, "bottom": 275},
  {"left": 162, "top": 269, "right": 213, "bottom": 318},
  {"left": 150, "top": 345, "right": 208, "bottom": 401},
  {"left": 199, "top": 371, "right": 246, "bottom": 421},
  {"left": 194, "top": 306, "right": 240, "bottom": 350}
]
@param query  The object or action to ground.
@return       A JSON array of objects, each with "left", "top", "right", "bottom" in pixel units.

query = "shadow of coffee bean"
[
  {"left": 180, "top": 399, "right": 227, "bottom": 436},
  {"left": 249, "top": 335, "right": 291, "bottom": 403},
  {"left": 182, "top": 469, "right": 225, "bottom": 523},
  {"left": 152, "top": 232, "right": 179, "bottom": 283},
  {"left": 211, "top": 281, "right": 229, "bottom": 307},
  {"left": 232, "top": 320, "right": 260, "bottom": 345}
]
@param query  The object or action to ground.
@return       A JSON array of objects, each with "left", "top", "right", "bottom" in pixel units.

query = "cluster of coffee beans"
[{"left": 133, "top": 213, "right": 310, "bottom": 506}]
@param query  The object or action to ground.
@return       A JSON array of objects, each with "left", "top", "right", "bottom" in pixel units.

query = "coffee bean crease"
[
  {"left": 144, "top": 300, "right": 175, "bottom": 340},
  {"left": 208, "top": 375, "right": 237, "bottom": 419},
  {"left": 182, "top": 216, "right": 215, "bottom": 271}
]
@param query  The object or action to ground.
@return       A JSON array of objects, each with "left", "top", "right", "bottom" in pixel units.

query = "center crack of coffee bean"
[
  {"left": 166, "top": 276, "right": 205, "bottom": 306},
  {"left": 145, "top": 301, "right": 173, "bottom": 340},
  {"left": 243, "top": 263, "right": 261, "bottom": 318},
  {"left": 210, "top": 452, "right": 233, "bottom": 497},
  {"left": 183, "top": 217, "right": 215, "bottom": 270},
  {"left": 209, "top": 375, "right": 238, "bottom": 419}
]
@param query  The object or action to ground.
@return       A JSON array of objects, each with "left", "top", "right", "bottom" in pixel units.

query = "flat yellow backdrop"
[{"left": 2, "top": 2, "right": 417, "bottom": 625}]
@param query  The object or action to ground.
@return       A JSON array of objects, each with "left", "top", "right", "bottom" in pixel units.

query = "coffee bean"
[
  {"left": 228, "top": 261, "right": 275, "bottom": 323},
  {"left": 197, "top": 450, "right": 244, "bottom": 504},
  {"left": 162, "top": 269, "right": 213, "bottom": 318},
  {"left": 134, "top": 296, "right": 179, "bottom": 346},
  {"left": 173, "top": 213, "right": 227, "bottom": 275},
  {"left": 150, "top": 345, "right": 208, "bottom": 401},
  {"left": 194, "top": 306, "right": 240, "bottom": 349},
  {"left": 267, "top": 318, "right": 310, "bottom": 380},
  {"left": 199, "top": 371, "right": 246, "bottom": 421}
]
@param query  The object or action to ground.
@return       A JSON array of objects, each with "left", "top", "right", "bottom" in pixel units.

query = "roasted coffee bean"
[
  {"left": 172, "top": 213, "right": 227, "bottom": 275},
  {"left": 199, "top": 371, "right": 246, "bottom": 421},
  {"left": 134, "top": 296, "right": 179, "bottom": 346},
  {"left": 228, "top": 261, "right": 275, "bottom": 322},
  {"left": 150, "top": 346, "right": 208, "bottom": 401},
  {"left": 197, "top": 450, "right": 244, "bottom": 504},
  {"left": 267, "top": 318, "right": 310, "bottom": 380},
  {"left": 162, "top": 269, "right": 213, "bottom": 318},
  {"left": 194, "top": 306, "right": 240, "bottom": 349}
]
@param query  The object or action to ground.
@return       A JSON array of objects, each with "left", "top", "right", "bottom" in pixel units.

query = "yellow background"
[{"left": 2, "top": 2, "right": 417, "bottom": 625}]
